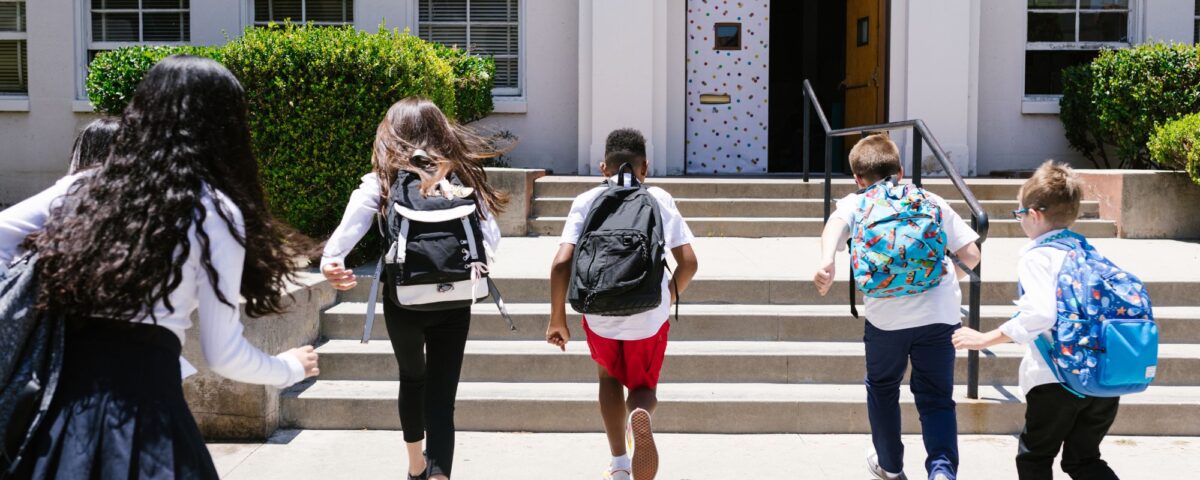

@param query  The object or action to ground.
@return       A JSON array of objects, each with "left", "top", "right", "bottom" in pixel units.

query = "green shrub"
[
  {"left": 433, "top": 43, "right": 495, "bottom": 124},
  {"left": 1059, "top": 65, "right": 1113, "bottom": 169},
  {"left": 1148, "top": 113, "right": 1200, "bottom": 185},
  {"left": 1062, "top": 43, "right": 1200, "bottom": 169},
  {"left": 87, "top": 45, "right": 221, "bottom": 115},
  {"left": 85, "top": 24, "right": 502, "bottom": 262}
]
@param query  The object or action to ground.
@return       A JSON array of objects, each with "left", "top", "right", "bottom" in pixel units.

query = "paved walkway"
[{"left": 210, "top": 431, "right": 1198, "bottom": 479}]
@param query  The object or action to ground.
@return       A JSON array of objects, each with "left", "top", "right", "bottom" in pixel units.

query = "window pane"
[
  {"left": 95, "top": 0, "right": 140, "bottom": 9},
  {"left": 254, "top": 0, "right": 269, "bottom": 21},
  {"left": 0, "top": 39, "right": 26, "bottom": 94},
  {"left": 1080, "top": 0, "right": 1128, "bottom": 9},
  {"left": 470, "top": 25, "right": 514, "bottom": 55},
  {"left": 493, "top": 57, "right": 516, "bottom": 89},
  {"left": 143, "top": 0, "right": 187, "bottom": 9},
  {"left": 423, "top": 0, "right": 467, "bottom": 22},
  {"left": 94, "top": 12, "right": 140, "bottom": 42},
  {"left": 1079, "top": 12, "right": 1127, "bottom": 41},
  {"left": 143, "top": 12, "right": 189, "bottom": 41},
  {"left": 1025, "top": 50, "right": 1099, "bottom": 95},
  {"left": 421, "top": 24, "right": 467, "bottom": 47},
  {"left": 1195, "top": 18, "right": 1198, "bottom": 44},
  {"left": 0, "top": 2, "right": 23, "bottom": 32},
  {"left": 267, "top": 0, "right": 303, "bottom": 22},
  {"left": 469, "top": 0, "right": 513, "bottom": 22},
  {"left": 1028, "top": 12, "right": 1075, "bottom": 42},
  {"left": 307, "top": 0, "right": 350, "bottom": 23},
  {"left": 1028, "top": 0, "right": 1075, "bottom": 9}
]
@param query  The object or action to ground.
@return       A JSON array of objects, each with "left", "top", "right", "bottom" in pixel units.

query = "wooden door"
[{"left": 844, "top": 0, "right": 886, "bottom": 129}]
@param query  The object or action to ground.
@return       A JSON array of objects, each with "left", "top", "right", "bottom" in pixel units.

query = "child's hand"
[
  {"left": 322, "top": 262, "right": 357, "bottom": 291},
  {"left": 952, "top": 327, "right": 1001, "bottom": 350},
  {"left": 813, "top": 259, "right": 836, "bottom": 296},
  {"left": 546, "top": 322, "right": 571, "bottom": 352},
  {"left": 286, "top": 345, "right": 320, "bottom": 378}
]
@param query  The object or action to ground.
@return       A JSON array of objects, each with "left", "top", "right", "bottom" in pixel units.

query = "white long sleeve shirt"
[
  {"left": 999, "top": 228, "right": 1069, "bottom": 395},
  {"left": 321, "top": 173, "right": 501, "bottom": 268},
  {"left": 0, "top": 175, "right": 307, "bottom": 389}
]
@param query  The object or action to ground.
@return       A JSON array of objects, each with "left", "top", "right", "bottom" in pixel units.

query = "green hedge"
[
  {"left": 87, "top": 24, "right": 496, "bottom": 259},
  {"left": 1148, "top": 113, "right": 1200, "bottom": 186},
  {"left": 433, "top": 43, "right": 495, "bottom": 124},
  {"left": 1061, "top": 43, "right": 1200, "bottom": 169}
]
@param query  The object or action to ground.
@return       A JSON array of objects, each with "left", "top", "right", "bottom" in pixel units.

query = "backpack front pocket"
[
  {"left": 1099, "top": 320, "right": 1158, "bottom": 388},
  {"left": 403, "top": 232, "right": 470, "bottom": 285},
  {"left": 578, "top": 230, "right": 649, "bottom": 299}
]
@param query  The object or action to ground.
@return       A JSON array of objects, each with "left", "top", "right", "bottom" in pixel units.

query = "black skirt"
[{"left": 14, "top": 319, "right": 217, "bottom": 479}]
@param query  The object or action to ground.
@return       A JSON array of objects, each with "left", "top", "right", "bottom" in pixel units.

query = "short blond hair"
[
  {"left": 849, "top": 134, "right": 902, "bottom": 182},
  {"left": 1020, "top": 160, "right": 1082, "bottom": 227}
]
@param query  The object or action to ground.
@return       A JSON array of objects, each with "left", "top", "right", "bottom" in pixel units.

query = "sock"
[{"left": 612, "top": 454, "right": 631, "bottom": 471}]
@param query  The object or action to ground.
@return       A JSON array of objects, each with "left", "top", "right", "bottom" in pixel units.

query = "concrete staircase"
[{"left": 281, "top": 177, "right": 1200, "bottom": 435}]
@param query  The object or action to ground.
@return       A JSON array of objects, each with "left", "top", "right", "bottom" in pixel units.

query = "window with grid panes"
[
  {"left": 418, "top": 0, "right": 520, "bottom": 96},
  {"left": 0, "top": 0, "right": 27, "bottom": 96},
  {"left": 253, "top": 0, "right": 353, "bottom": 26},
  {"left": 1026, "top": 0, "right": 1131, "bottom": 96},
  {"left": 89, "top": 0, "right": 190, "bottom": 64}
]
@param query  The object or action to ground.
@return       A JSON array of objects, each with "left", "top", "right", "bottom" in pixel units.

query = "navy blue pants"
[{"left": 864, "top": 321, "right": 960, "bottom": 479}]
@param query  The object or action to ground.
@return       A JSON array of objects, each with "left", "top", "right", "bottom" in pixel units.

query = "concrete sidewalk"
[{"left": 210, "top": 430, "right": 1198, "bottom": 479}]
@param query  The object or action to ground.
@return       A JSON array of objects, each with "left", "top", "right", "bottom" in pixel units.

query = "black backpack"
[
  {"left": 568, "top": 164, "right": 677, "bottom": 318},
  {"left": 360, "top": 170, "right": 514, "bottom": 343},
  {"left": 0, "top": 254, "right": 64, "bottom": 478}
]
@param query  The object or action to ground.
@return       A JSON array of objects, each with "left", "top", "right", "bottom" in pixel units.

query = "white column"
[
  {"left": 894, "top": 0, "right": 978, "bottom": 176},
  {"left": 191, "top": 0, "right": 247, "bottom": 45},
  {"left": 357, "top": 0, "right": 415, "bottom": 32},
  {"left": 1141, "top": 0, "right": 1194, "bottom": 44},
  {"left": 577, "top": 0, "right": 681, "bottom": 175}
]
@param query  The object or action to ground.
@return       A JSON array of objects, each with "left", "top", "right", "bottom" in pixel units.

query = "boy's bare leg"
[
  {"left": 626, "top": 387, "right": 657, "bottom": 414},
  {"left": 598, "top": 365, "right": 629, "bottom": 456}
]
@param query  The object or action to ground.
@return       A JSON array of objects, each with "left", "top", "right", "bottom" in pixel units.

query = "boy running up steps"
[{"left": 547, "top": 128, "right": 698, "bottom": 480}]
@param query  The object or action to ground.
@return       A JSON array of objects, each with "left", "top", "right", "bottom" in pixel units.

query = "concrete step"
[
  {"left": 312, "top": 339, "right": 1200, "bottom": 386},
  {"left": 280, "top": 381, "right": 1200, "bottom": 435},
  {"left": 527, "top": 216, "right": 1117, "bottom": 238},
  {"left": 338, "top": 276, "right": 1197, "bottom": 307},
  {"left": 533, "top": 177, "right": 1031, "bottom": 201},
  {"left": 321, "top": 303, "right": 1200, "bottom": 343},
  {"left": 532, "top": 197, "right": 1101, "bottom": 220}
]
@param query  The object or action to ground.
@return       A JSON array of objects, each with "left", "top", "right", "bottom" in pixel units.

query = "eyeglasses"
[{"left": 1011, "top": 206, "right": 1046, "bottom": 220}]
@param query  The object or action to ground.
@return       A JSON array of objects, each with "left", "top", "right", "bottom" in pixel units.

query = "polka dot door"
[{"left": 686, "top": 0, "right": 770, "bottom": 175}]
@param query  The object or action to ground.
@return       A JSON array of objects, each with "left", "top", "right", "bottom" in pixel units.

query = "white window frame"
[
  {"left": 0, "top": 0, "right": 28, "bottom": 99},
  {"left": 251, "top": 0, "right": 355, "bottom": 27},
  {"left": 76, "top": 0, "right": 192, "bottom": 101},
  {"left": 414, "top": 0, "right": 525, "bottom": 99},
  {"left": 1023, "top": 0, "right": 1142, "bottom": 110}
]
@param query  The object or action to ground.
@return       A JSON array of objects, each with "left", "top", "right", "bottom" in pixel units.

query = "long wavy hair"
[
  {"left": 372, "top": 97, "right": 509, "bottom": 215},
  {"left": 68, "top": 117, "right": 120, "bottom": 174},
  {"left": 35, "top": 55, "right": 304, "bottom": 320}
]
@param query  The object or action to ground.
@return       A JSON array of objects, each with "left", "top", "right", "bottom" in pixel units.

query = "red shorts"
[{"left": 582, "top": 318, "right": 670, "bottom": 391}]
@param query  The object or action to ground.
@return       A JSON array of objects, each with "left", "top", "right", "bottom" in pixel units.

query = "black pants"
[
  {"left": 383, "top": 299, "right": 471, "bottom": 478},
  {"left": 1016, "top": 384, "right": 1121, "bottom": 480}
]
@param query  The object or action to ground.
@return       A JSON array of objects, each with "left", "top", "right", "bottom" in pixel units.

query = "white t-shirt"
[
  {"left": 832, "top": 189, "right": 980, "bottom": 331},
  {"left": 999, "top": 229, "right": 1069, "bottom": 395},
  {"left": 560, "top": 182, "right": 695, "bottom": 341}
]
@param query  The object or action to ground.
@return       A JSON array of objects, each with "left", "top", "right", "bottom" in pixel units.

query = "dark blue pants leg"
[
  {"left": 864, "top": 320, "right": 911, "bottom": 475},
  {"left": 909, "top": 323, "right": 960, "bottom": 479}
]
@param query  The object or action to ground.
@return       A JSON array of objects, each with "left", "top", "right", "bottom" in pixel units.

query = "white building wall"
[{"left": 977, "top": 0, "right": 1196, "bottom": 174}]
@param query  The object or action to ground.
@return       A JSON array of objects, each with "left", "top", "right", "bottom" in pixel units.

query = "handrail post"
[
  {"left": 911, "top": 130, "right": 923, "bottom": 187},
  {"left": 823, "top": 135, "right": 833, "bottom": 222},
  {"left": 803, "top": 94, "right": 811, "bottom": 183},
  {"left": 967, "top": 219, "right": 983, "bottom": 400}
]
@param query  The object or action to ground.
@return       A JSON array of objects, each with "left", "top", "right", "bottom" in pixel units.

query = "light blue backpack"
[
  {"left": 849, "top": 179, "right": 947, "bottom": 297},
  {"left": 1029, "top": 230, "right": 1157, "bottom": 397}
]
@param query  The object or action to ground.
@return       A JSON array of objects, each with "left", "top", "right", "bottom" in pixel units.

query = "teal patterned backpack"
[
  {"left": 849, "top": 178, "right": 947, "bottom": 313},
  {"left": 1029, "top": 230, "right": 1157, "bottom": 397}
]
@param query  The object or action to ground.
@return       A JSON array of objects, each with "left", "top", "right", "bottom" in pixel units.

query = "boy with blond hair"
[
  {"left": 954, "top": 161, "right": 1130, "bottom": 479},
  {"left": 813, "top": 134, "right": 980, "bottom": 480}
]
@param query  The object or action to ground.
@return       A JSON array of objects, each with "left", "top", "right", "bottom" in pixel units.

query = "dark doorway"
[{"left": 769, "top": 0, "right": 886, "bottom": 174}]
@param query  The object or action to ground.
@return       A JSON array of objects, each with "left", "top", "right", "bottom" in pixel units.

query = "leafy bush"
[
  {"left": 87, "top": 45, "right": 221, "bottom": 115},
  {"left": 1148, "top": 113, "right": 1200, "bottom": 185},
  {"left": 1061, "top": 43, "right": 1200, "bottom": 169},
  {"left": 86, "top": 24, "right": 498, "bottom": 258},
  {"left": 433, "top": 43, "right": 495, "bottom": 124},
  {"left": 1059, "top": 65, "right": 1113, "bottom": 169}
]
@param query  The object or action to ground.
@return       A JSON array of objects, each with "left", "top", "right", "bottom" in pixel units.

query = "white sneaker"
[
  {"left": 602, "top": 467, "right": 632, "bottom": 480},
  {"left": 629, "top": 408, "right": 658, "bottom": 480},
  {"left": 866, "top": 447, "right": 907, "bottom": 480},
  {"left": 931, "top": 474, "right": 951, "bottom": 480}
]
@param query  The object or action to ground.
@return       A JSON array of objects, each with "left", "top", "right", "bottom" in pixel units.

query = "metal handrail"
[{"left": 801, "top": 79, "right": 991, "bottom": 399}]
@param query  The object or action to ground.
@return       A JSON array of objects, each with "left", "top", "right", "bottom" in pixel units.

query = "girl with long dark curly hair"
[
  {"left": 0, "top": 55, "right": 319, "bottom": 479},
  {"left": 321, "top": 97, "right": 508, "bottom": 480}
]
